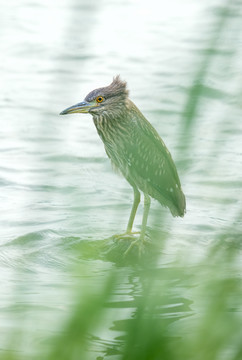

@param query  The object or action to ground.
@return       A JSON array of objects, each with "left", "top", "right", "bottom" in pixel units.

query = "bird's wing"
[{"left": 123, "top": 107, "right": 185, "bottom": 216}]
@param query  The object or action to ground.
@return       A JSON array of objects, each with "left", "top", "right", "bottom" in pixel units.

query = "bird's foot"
[
  {"left": 112, "top": 231, "right": 140, "bottom": 241},
  {"left": 111, "top": 232, "right": 150, "bottom": 258},
  {"left": 124, "top": 236, "right": 145, "bottom": 257}
]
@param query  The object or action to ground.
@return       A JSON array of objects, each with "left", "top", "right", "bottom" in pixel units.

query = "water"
[{"left": 1, "top": 0, "right": 242, "bottom": 359}]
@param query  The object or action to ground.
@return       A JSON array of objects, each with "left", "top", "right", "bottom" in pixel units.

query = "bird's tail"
[{"left": 172, "top": 188, "right": 186, "bottom": 217}]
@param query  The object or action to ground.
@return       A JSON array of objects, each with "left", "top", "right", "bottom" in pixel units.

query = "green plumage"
[{"left": 93, "top": 98, "right": 185, "bottom": 217}]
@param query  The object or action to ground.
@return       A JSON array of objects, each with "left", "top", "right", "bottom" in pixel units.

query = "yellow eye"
[{"left": 96, "top": 96, "right": 104, "bottom": 103}]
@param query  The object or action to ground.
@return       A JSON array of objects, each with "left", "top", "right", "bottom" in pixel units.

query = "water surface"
[{"left": 0, "top": 0, "right": 242, "bottom": 358}]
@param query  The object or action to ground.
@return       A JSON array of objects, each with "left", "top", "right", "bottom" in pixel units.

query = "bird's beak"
[{"left": 60, "top": 101, "right": 94, "bottom": 115}]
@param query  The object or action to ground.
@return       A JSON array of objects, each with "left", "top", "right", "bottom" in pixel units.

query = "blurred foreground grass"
[
  {"left": 2, "top": 234, "right": 242, "bottom": 360},
  {"left": 51, "top": 239, "right": 242, "bottom": 360}
]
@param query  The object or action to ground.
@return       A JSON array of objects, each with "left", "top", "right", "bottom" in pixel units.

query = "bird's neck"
[{"left": 92, "top": 111, "right": 130, "bottom": 145}]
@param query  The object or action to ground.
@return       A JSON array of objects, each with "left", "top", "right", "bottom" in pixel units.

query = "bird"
[{"left": 60, "top": 76, "right": 185, "bottom": 253}]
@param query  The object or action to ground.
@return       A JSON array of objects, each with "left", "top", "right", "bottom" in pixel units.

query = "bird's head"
[{"left": 60, "top": 76, "right": 129, "bottom": 118}]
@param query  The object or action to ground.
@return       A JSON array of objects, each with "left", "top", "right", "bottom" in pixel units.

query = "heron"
[{"left": 60, "top": 76, "right": 185, "bottom": 253}]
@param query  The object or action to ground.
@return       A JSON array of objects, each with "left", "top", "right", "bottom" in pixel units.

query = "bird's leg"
[
  {"left": 126, "top": 187, "right": 140, "bottom": 234},
  {"left": 140, "top": 193, "right": 151, "bottom": 241},
  {"left": 113, "top": 187, "right": 140, "bottom": 240},
  {"left": 124, "top": 193, "right": 151, "bottom": 256}
]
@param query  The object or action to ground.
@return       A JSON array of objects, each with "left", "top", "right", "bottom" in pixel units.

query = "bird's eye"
[{"left": 96, "top": 96, "right": 104, "bottom": 103}]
